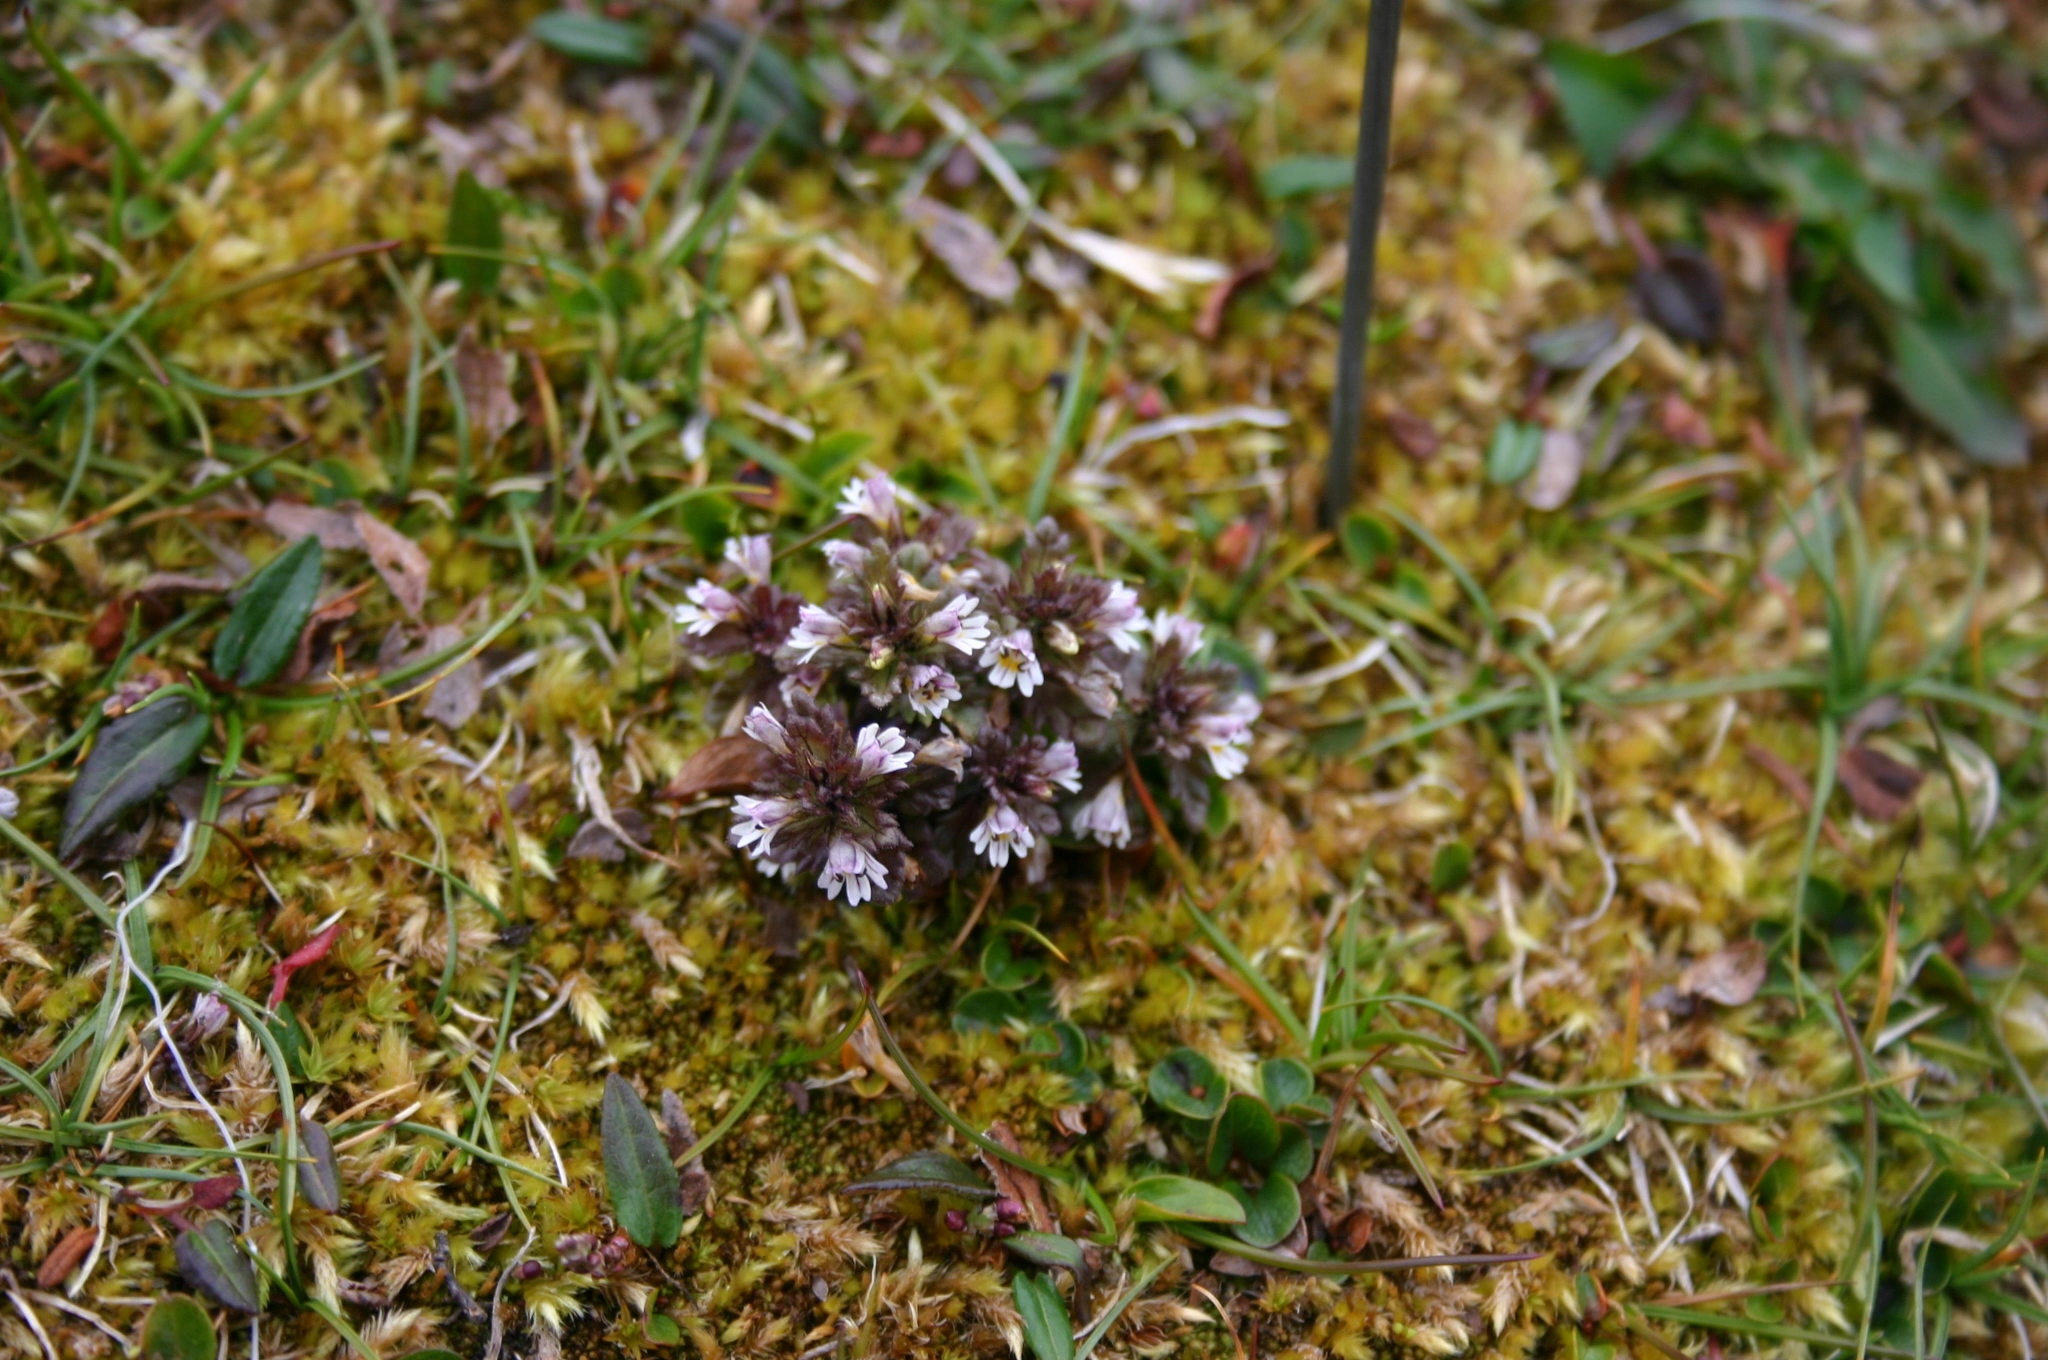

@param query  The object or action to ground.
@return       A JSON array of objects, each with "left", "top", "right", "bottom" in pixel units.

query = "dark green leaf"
[
  {"left": 1340, "top": 512, "right": 1394, "bottom": 575},
  {"left": 1932, "top": 187, "right": 2034, "bottom": 298},
  {"left": 297, "top": 1116, "right": 340, "bottom": 1212},
  {"left": 1543, "top": 43, "right": 1666, "bottom": 177},
  {"left": 1767, "top": 141, "right": 1872, "bottom": 223},
  {"left": 1148, "top": 1048, "right": 1225, "bottom": 1120},
  {"left": 1126, "top": 1174, "right": 1247, "bottom": 1224},
  {"left": 1484, "top": 420, "right": 1543, "bottom": 485},
  {"left": 1259, "top": 1058, "right": 1315, "bottom": 1114},
  {"left": 174, "top": 1220, "right": 260, "bottom": 1313},
  {"left": 212, "top": 535, "right": 323, "bottom": 686},
  {"left": 140, "top": 1296, "right": 217, "bottom": 1360},
  {"left": 843, "top": 1150, "right": 995, "bottom": 1198},
  {"left": 1890, "top": 318, "right": 2029, "bottom": 467},
  {"left": 602, "top": 1073, "right": 682, "bottom": 1248},
  {"left": 981, "top": 933, "right": 1044, "bottom": 991},
  {"left": 1271, "top": 1121, "right": 1315, "bottom": 1182},
  {"left": 953, "top": 986, "right": 1033, "bottom": 1033},
  {"left": 1430, "top": 841, "right": 1474, "bottom": 894},
  {"left": 1229, "top": 1173, "right": 1302, "bottom": 1249},
  {"left": 1208, "top": 1093, "right": 1281, "bottom": 1176},
  {"left": 444, "top": 171, "right": 504, "bottom": 297},
  {"left": 530, "top": 12, "right": 650, "bottom": 66},
  {"left": 1004, "top": 1231, "right": 1087, "bottom": 1273},
  {"left": 644, "top": 1313, "right": 683, "bottom": 1345},
  {"left": 1850, "top": 211, "right": 1917, "bottom": 310},
  {"left": 1012, "top": 1271, "right": 1073, "bottom": 1360},
  {"left": 1633, "top": 247, "right": 1724, "bottom": 345},
  {"left": 396, "top": 1353, "right": 464, "bottom": 1360},
  {"left": 59, "top": 697, "right": 208, "bottom": 858},
  {"left": 1260, "top": 154, "right": 1354, "bottom": 200}
]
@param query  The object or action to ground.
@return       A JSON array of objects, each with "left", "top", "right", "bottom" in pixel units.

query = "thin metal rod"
[{"left": 1322, "top": 0, "right": 1405, "bottom": 525}]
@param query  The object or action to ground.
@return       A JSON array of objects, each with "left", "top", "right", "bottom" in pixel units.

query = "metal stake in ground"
[{"left": 1322, "top": 0, "right": 1406, "bottom": 525}]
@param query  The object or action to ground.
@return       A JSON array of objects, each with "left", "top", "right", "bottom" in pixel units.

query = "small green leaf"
[
  {"left": 59, "top": 697, "right": 209, "bottom": 858},
  {"left": 1229, "top": 1173, "right": 1302, "bottom": 1249},
  {"left": 1340, "top": 511, "right": 1394, "bottom": 576},
  {"left": 1004, "top": 1231, "right": 1088, "bottom": 1274},
  {"left": 140, "top": 1296, "right": 217, "bottom": 1360},
  {"left": 1012, "top": 1271, "right": 1074, "bottom": 1360},
  {"left": 1260, "top": 154, "right": 1354, "bottom": 200},
  {"left": 444, "top": 171, "right": 505, "bottom": 297},
  {"left": 1850, "top": 211, "right": 1917, "bottom": 311},
  {"left": 952, "top": 987, "right": 1034, "bottom": 1033},
  {"left": 1890, "top": 318, "right": 2029, "bottom": 468},
  {"left": 1525, "top": 316, "right": 1620, "bottom": 370},
  {"left": 212, "top": 535, "right": 323, "bottom": 686},
  {"left": 1542, "top": 43, "right": 1666, "bottom": 177},
  {"left": 602, "top": 1073, "right": 682, "bottom": 1248},
  {"left": 396, "top": 1353, "right": 464, "bottom": 1360},
  {"left": 981, "top": 932, "right": 1044, "bottom": 991},
  {"left": 1932, "top": 187, "right": 2034, "bottom": 297},
  {"left": 1271, "top": 1121, "right": 1315, "bottom": 1182},
  {"left": 843, "top": 1150, "right": 996, "bottom": 1198},
  {"left": 297, "top": 1116, "right": 341, "bottom": 1212},
  {"left": 1148, "top": 1048, "right": 1225, "bottom": 1120},
  {"left": 174, "top": 1220, "right": 260, "bottom": 1313},
  {"left": 530, "top": 12, "right": 650, "bottom": 66},
  {"left": 1125, "top": 1174, "right": 1247, "bottom": 1224},
  {"left": 1258, "top": 1059, "right": 1315, "bottom": 1114},
  {"left": 1430, "top": 841, "right": 1474, "bottom": 894},
  {"left": 644, "top": 1314, "right": 683, "bottom": 1346},
  {"left": 1208, "top": 1093, "right": 1281, "bottom": 1176},
  {"left": 1485, "top": 420, "right": 1543, "bottom": 485}
]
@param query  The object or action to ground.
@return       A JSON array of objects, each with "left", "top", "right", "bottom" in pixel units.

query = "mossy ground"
[{"left": 3, "top": 2, "right": 2048, "bottom": 1358}]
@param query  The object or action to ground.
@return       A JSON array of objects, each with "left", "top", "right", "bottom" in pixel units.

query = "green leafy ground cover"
[{"left": 3, "top": 2, "right": 2048, "bottom": 1357}]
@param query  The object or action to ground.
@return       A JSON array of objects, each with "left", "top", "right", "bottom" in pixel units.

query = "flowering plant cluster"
[{"left": 670, "top": 476, "right": 1261, "bottom": 906}]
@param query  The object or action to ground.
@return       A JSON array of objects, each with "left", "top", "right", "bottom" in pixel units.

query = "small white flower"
[
  {"left": 1071, "top": 777, "right": 1132, "bottom": 849},
  {"left": 1194, "top": 692, "right": 1259, "bottom": 780},
  {"left": 1150, "top": 609, "right": 1206, "bottom": 657},
  {"left": 852, "top": 724, "right": 915, "bottom": 778},
  {"left": 1035, "top": 739, "right": 1083, "bottom": 794},
  {"left": 1095, "top": 582, "right": 1145, "bottom": 653},
  {"left": 836, "top": 474, "right": 903, "bottom": 527},
  {"left": 819, "top": 837, "right": 889, "bottom": 905},
  {"left": 724, "top": 533, "right": 774, "bottom": 585},
  {"left": 742, "top": 705, "right": 792, "bottom": 754},
  {"left": 0, "top": 786, "right": 16, "bottom": 820},
  {"left": 905, "top": 664, "right": 962, "bottom": 720},
  {"left": 822, "top": 540, "right": 870, "bottom": 576},
  {"left": 672, "top": 580, "right": 743, "bottom": 636},
  {"left": 969, "top": 801, "right": 1035, "bottom": 868},
  {"left": 921, "top": 595, "right": 992, "bottom": 655},
  {"left": 982, "top": 629, "right": 1044, "bottom": 696},
  {"left": 730, "top": 795, "right": 798, "bottom": 856},
  {"left": 787, "top": 605, "right": 849, "bottom": 661}
]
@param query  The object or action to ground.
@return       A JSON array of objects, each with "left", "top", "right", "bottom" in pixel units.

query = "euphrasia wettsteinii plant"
[{"left": 672, "top": 476, "right": 1259, "bottom": 905}]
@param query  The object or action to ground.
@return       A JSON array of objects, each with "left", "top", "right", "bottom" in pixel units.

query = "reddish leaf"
[
  {"left": 268, "top": 919, "right": 344, "bottom": 1009},
  {"left": 186, "top": 1174, "right": 241, "bottom": 1212},
  {"left": 1385, "top": 409, "right": 1441, "bottom": 461},
  {"left": 37, "top": 1224, "right": 96, "bottom": 1289}
]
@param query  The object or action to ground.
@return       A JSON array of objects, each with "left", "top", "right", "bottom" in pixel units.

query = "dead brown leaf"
[
  {"left": 37, "top": 1224, "right": 96, "bottom": 1289},
  {"left": 454, "top": 339, "right": 522, "bottom": 450},
  {"left": 660, "top": 1089, "right": 714, "bottom": 1217},
  {"left": 1678, "top": 939, "right": 1767, "bottom": 1006},
  {"left": 1385, "top": 408, "right": 1441, "bottom": 461},
  {"left": 1836, "top": 744, "right": 1925, "bottom": 822},
  {"left": 353, "top": 512, "right": 431, "bottom": 618},
  {"left": 903, "top": 196, "right": 1020, "bottom": 304},
  {"left": 661, "top": 734, "right": 772, "bottom": 801},
  {"left": 981, "top": 1121, "right": 1055, "bottom": 1234},
  {"left": 263, "top": 502, "right": 362, "bottom": 549}
]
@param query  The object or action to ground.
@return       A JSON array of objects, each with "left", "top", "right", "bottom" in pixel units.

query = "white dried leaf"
[{"left": 903, "top": 197, "right": 1019, "bottom": 304}]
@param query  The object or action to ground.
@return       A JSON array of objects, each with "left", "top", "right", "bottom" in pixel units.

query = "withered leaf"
[
  {"left": 37, "top": 1224, "right": 96, "bottom": 1289},
  {"left": 1677, "top": 940, "right": 1767, "bottom": 1007},
  {"left": 1634, "top": 245, "right": 1725, "bottom": 345},
  {"left": 454, "top": 338, "right": 522, "bottom": 449},
  {"left": 1837, "top": 744, "right": 1925, "bottom": 822},
  {"left": 1385, "top": 408, "right": 1441, "bottom": 461},
  {"left": 660, "top": 1089, "right": 714, "bottom": 1216},
  {"left": 661, "top": 734, "right": 772, "bottom": 801},
  {"left": 353, "top": 512, "right": 431, "bottom": 618},
  {"left": 1521, "top": 428, "right": 1585, "bottom": 511},
  {"left": 903, "top": 197, "right": 1020, "bottom": 304}
]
